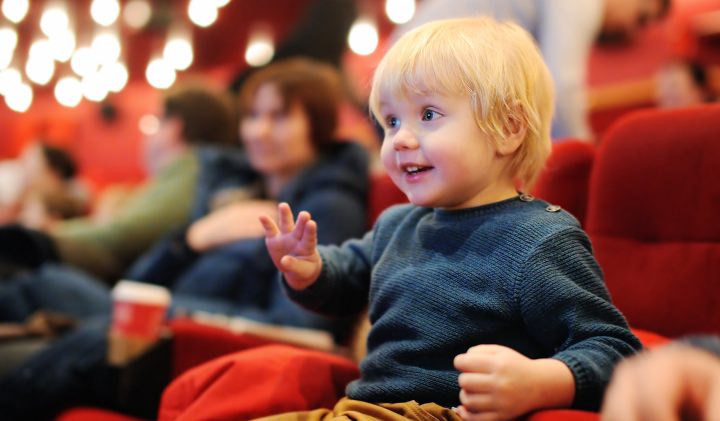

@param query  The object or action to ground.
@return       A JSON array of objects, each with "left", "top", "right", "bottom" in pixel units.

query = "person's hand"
[
  {"left": 454, "top": 344, "right": 574, "bottom": 421},
  {"left": 259, "top": 202, "right": 322, "bottom": 290},
  {"left": 602, "top": 344, "right": 720, "bottom": 421}
]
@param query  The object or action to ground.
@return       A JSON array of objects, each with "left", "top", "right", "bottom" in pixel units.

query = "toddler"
[{"left": 259, "top": 16, "right": 641, "bottom": 421}]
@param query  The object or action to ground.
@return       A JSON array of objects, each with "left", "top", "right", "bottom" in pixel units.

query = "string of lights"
[{"left": 0, "top": 0, "right": 416, "bottom": 113}]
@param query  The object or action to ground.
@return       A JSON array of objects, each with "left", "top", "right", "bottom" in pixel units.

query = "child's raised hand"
[
  {"left": 454, "top": 344, "right": 575, "bottom": 421},
  {"left": 259, "top": 202, "right": 322, "bottom": 290}
]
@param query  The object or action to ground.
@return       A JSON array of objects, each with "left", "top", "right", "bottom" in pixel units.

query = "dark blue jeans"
[
  {"left": 0, "top": 317, "right": 115, "bottom": 421},
  {"left": 0, "top": 264, "right": 111, "bottom": 322}
]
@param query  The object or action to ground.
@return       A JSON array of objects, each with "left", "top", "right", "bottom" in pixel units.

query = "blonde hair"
[{"left": 369, "top": 17, "right": 554, "bottom": 188}]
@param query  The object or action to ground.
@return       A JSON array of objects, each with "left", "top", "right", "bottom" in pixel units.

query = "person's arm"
[
  {"left": 186, "top": 200, "right": 278, "bottom": 252},
  {"left": 602, "top": 337, "right": 720, "bottom": 421},
  {"left": 51, "top": 152, "right": 199, "bottom": 280},
  {"left": 518, "top": 227, "right": 642, "bottom": 411},
  {"left": 537, "top": 0, "right": 604, "bottom": 140}
]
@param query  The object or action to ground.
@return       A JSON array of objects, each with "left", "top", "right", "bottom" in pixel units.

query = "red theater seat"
[
  {"left": 367, "top": 170, "right": 408, "bottom": 227},
  {"left": 532, "top": 139, "right": 595, "bottom": 226},
  {"left": 587, "top": 104, "right": 720, "bottom": 338}
]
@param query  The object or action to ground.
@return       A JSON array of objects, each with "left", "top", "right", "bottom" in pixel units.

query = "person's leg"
[
  {"left": 0, "top": 316, "right": 116, "bottom": 421},
  {"left": 0, "top": 263, "right": 111, "bottom": 322}
]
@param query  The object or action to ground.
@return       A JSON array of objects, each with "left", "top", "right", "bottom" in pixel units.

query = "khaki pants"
[{"left": 254, "top": 397, "right": 462, "bottom": 421}]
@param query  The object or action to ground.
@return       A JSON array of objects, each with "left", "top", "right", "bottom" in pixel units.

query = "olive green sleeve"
[{"left": 51, "top": 151, "right": 199, "bottom": 281}]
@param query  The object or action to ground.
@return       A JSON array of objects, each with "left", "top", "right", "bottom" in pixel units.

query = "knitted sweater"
[{"left": 286, "top": 196, "right": 642, "bottom": 410}]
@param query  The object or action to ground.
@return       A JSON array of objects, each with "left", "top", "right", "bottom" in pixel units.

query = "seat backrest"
[
  {"left": 532, "top": 139, "right": 595, "bottom": 227},
  {"left": 586, "top": 104, "right": 720, "bottom": 338},
  {"left": 367, "top": 171, "right": 408, "bottom": 228}
]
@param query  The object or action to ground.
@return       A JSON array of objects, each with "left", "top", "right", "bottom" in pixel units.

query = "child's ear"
[{"left": 496, "top": 104, "right": 527, "bottom": 157}]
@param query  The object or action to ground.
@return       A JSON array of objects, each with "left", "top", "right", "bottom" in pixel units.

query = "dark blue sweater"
[{"left": 286, "top": 196, "right": 642, "bottom": 410}]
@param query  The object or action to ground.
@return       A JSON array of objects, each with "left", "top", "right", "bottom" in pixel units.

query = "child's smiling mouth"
[
  {"left": 401, "top": 164, "right": 434, "bottom": 175},
  {"left": 400, "top": 164, "right": 435, "bottom": 182}
]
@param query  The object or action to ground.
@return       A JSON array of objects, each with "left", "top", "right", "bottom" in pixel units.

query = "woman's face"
[{"left": 241, "top": 83, "right": 317, "bottom": 179}]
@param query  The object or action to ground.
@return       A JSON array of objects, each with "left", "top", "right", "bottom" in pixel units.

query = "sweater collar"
[{"left": 432, "top": 194, "right": 531, "bottom": 222}]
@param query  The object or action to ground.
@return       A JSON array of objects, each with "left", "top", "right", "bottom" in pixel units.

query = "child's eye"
[
  {"left": 421, "top": 109, "right": 440, "bottom": 121},
  {"left": 385, "top": 116, "right": 399, "bottom": 128}
]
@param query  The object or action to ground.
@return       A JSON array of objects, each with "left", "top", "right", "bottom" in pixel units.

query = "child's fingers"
[
  {"left": 601, "top": 362, "right": 640, "bottom": 421},
  {"left": 458, "top": 373, "right": 494, "bottom": 393},
  {"left": 704, "top": 380, "right": 720, "bottom": 421},
  {"left": 454, "top": 404, "right": 500, "bottom": 421},
  {"left": 459, "top": 389, "right": 496, "bottom": 413},
  {"left": 293, "top": 211, "right": 311, "bottom": 240},
  {"left": 258, "top": 214, "right": 279, "bottom": 237},
  {"left": 280, "top": 255, "right": 318, "bottom": 280},
  {"left": 299, "top": 219, "right": 318, "bottom": 253},
  {"left": 454, "top": 352, "right": 494, "bottom": 373},
  {"left": 466, "top": 344, "right": 504, "bottom": 354},
  {"left": 278, "top": 203, "right": 295, "bottom": 233}
]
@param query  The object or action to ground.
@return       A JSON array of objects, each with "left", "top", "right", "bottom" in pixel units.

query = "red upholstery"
[
  {"left": 55, "top": 408, "right": 143, "bottom": 421},
  {"left": 158, "top": 345, "right": 359, "bottom": 421},
  {"left": 586, "top": 104, "right": 720, "bottom": 338},
  {"left": 532, "top": 139, "right": 595, "bottom": 226},
  {"left": 589, "top": 103, "right": 654, "bottom": 140},
  {"left": 631, "top": 328, "right": 671, "bottom": 349},
  {"left": 168, "top": 318, "right": 279, "bottom": 378},
  {"left": 367, "top": 170, "right": 407, "bottom": 228},
  {"left": 527, "top": 409, "right": 599, "bottom": 421}
]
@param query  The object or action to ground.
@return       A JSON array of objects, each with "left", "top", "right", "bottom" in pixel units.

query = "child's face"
[{"left": 378, "top": 89, "right": 516, "bottom": 209}]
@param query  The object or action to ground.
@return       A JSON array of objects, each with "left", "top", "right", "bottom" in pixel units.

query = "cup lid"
[{"left": 112, "top": 280, "right": 171, "bottom": 306}]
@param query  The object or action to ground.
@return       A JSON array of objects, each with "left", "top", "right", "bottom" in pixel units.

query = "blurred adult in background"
[
  {"left": 0, "top": 58, "right": 369, "bottom": 421},
  {"left": 656, "top": 58, "right": 716, "bottom": 108},
  {"left": 0, "top": 84, "right": 236, "bottom": 283},
  {"left": 127, "top": 57, "right": 369, "bottom": 329},
  {"left": 0, "top": 142, "right": 88, "bottom": 230},
  {"left": 393, "top": 0, "right": 672, "bottom": 141},
  {"left": 229, "top": 0, "right": 382, "bottom": 157}
]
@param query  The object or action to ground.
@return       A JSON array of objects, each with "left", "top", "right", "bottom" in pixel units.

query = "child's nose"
[{"left": 391, "top": 127, "right": 419, "bottom": 150}]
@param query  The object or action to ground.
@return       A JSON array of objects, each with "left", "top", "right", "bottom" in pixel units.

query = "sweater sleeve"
[
  {"left": 51, "top": 152, "right": 199, "bottom": 281},
  {"left": 516, "top": 227, "right": 642, "bottom": 410},
  {"left": 284, "top": 229, "right": 374, "bottom": 317}
]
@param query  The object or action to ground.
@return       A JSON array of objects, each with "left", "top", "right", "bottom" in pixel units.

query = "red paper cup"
[{"left": 108, "top": 280, "right": 171, "bottom": 364}]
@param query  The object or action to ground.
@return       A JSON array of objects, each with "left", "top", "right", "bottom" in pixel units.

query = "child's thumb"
[{"left": 280, "top": 255, "right": 317, "bottom": 289}]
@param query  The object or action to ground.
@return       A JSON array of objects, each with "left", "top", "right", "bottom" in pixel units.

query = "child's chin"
[{"left": 407, "top": 195, "right": 437, "bottom": 208}]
